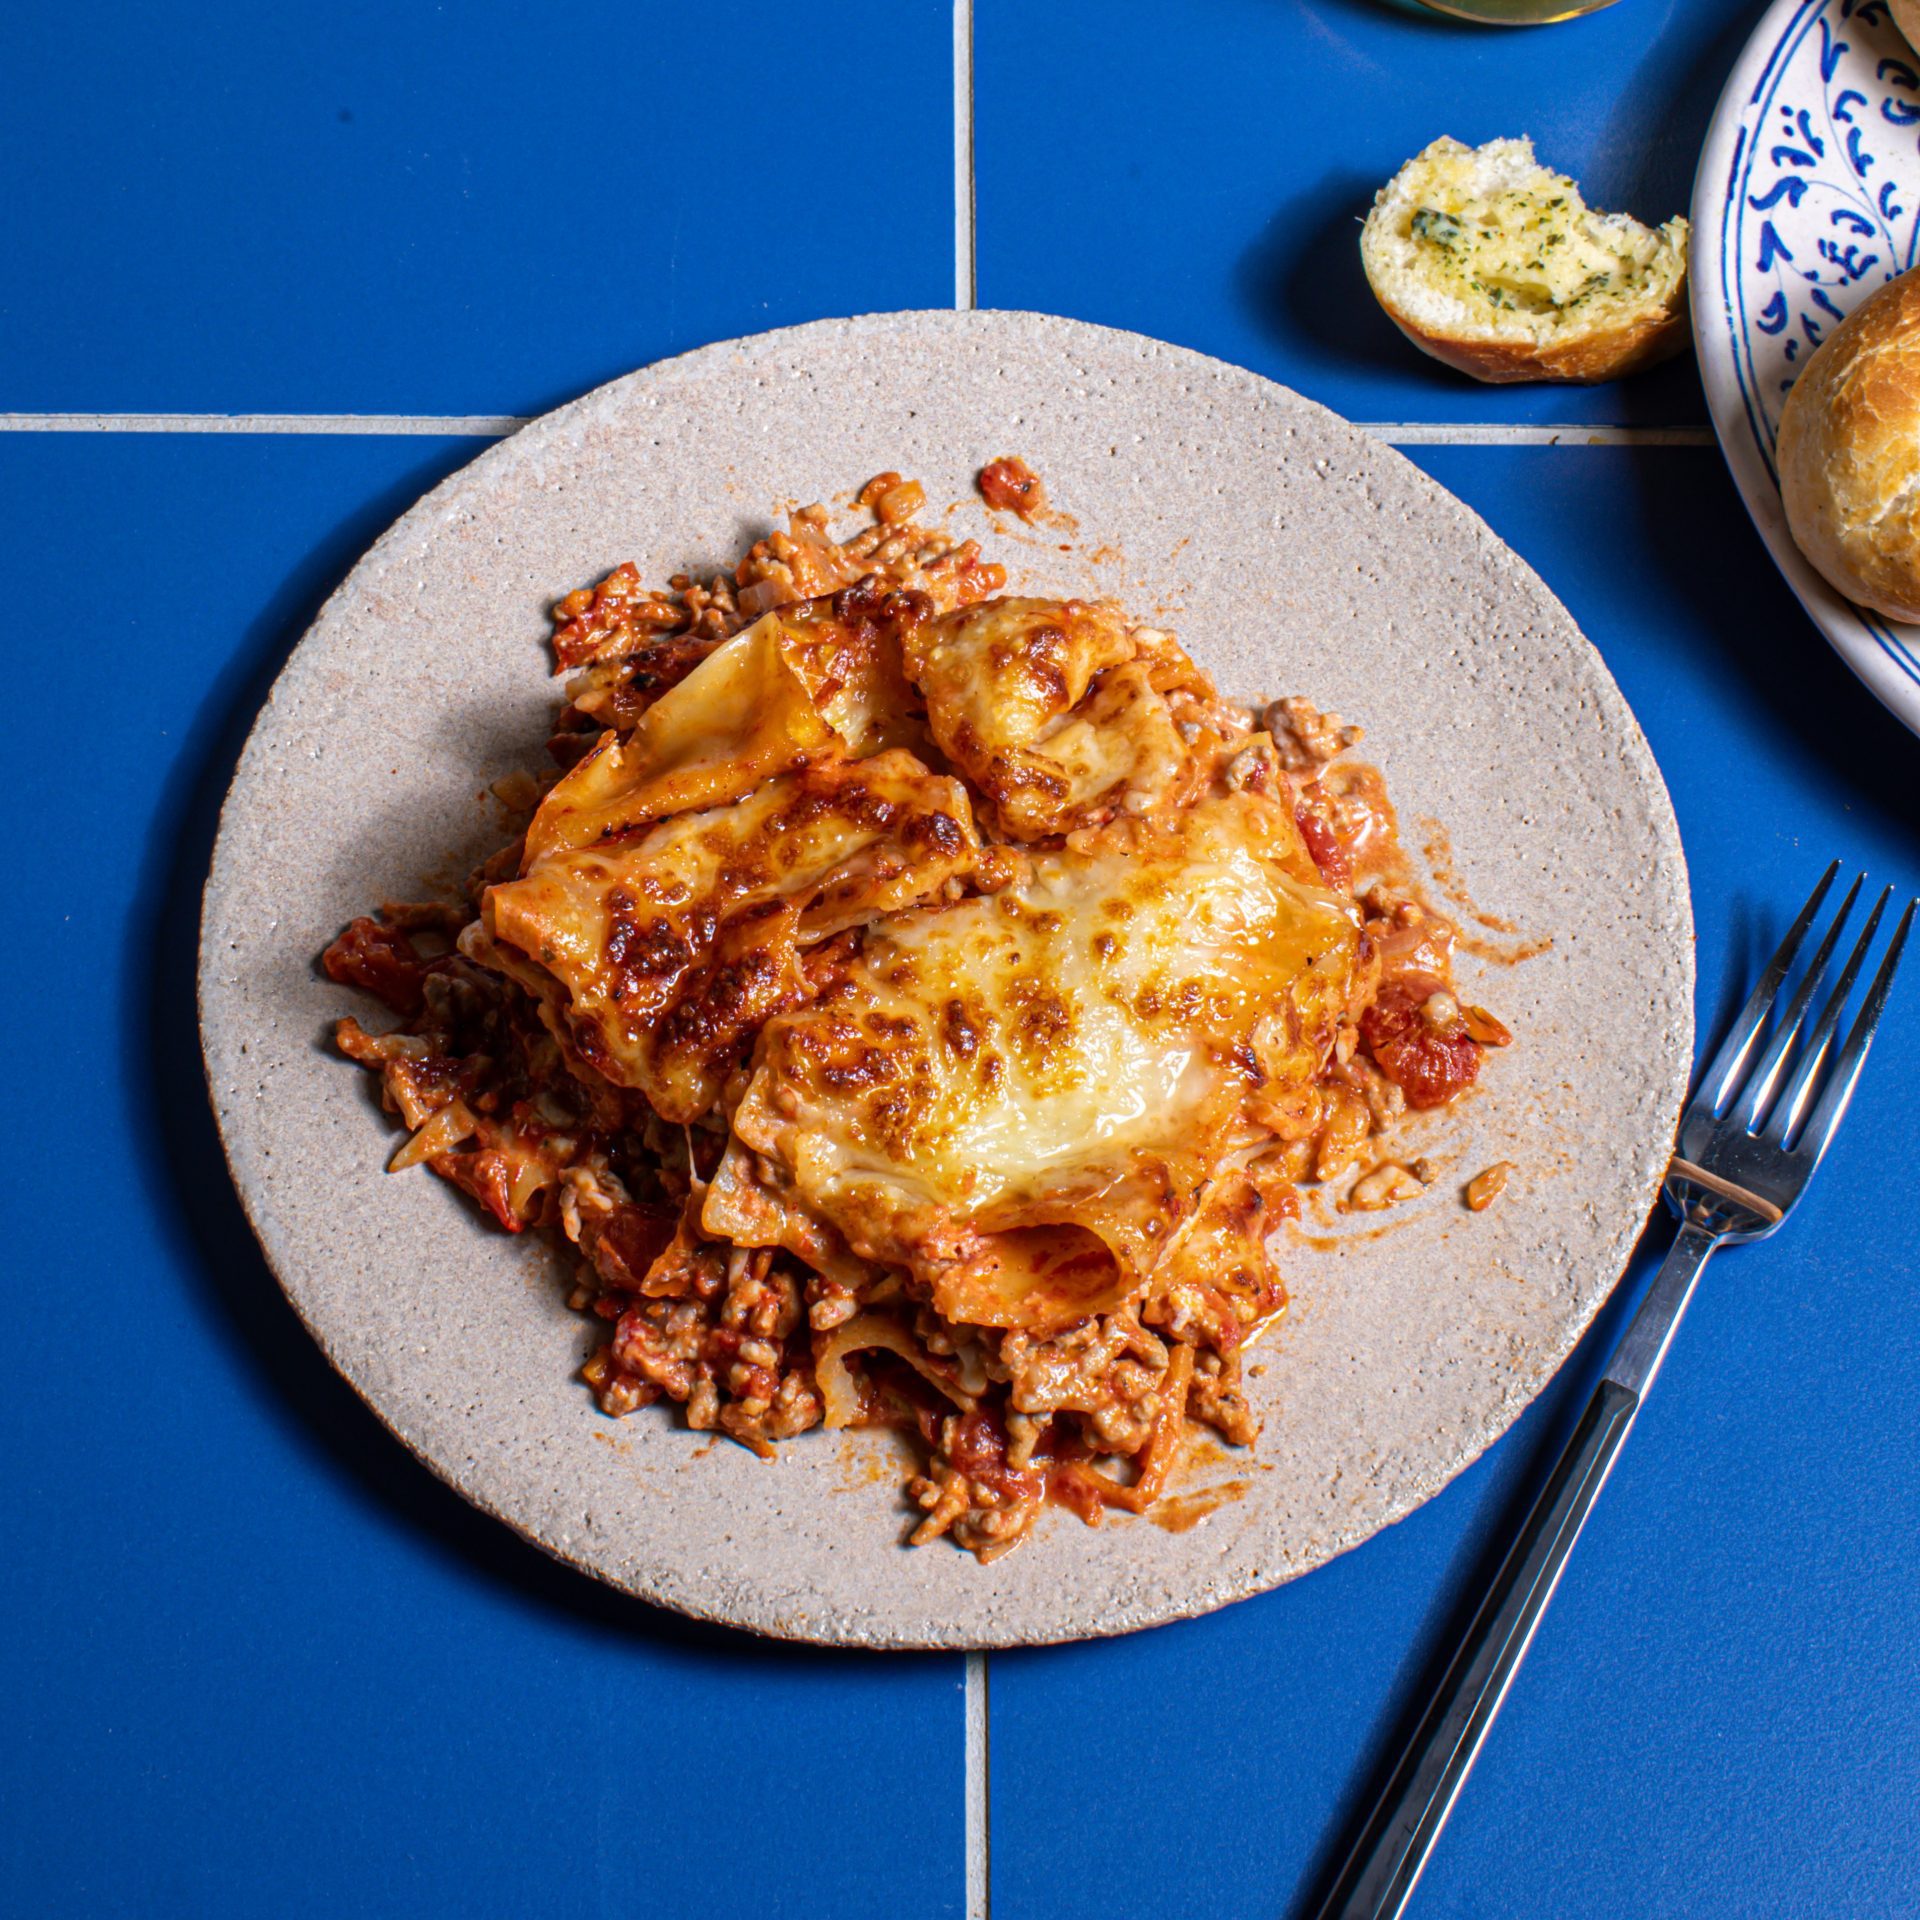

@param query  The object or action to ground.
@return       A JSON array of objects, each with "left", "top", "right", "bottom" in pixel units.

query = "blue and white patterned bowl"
[{"left": 1695, "top": 0, "right": 1920, "bottom": 737}]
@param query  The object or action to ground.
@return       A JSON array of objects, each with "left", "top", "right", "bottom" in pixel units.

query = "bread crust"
[
  {"left": 1893, "top": 0, "right": 1920, "bottom": 52},
  {"left": 1778, "top": 269, "right": 1920, "bottom": 624},
  {"left": 1372, "top": 291, "right": 1691, "bottom": 386}
]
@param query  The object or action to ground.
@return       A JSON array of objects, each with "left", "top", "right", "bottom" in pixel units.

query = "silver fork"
[{"left": 1317, "top": 863, "right": 1915, "bottom": 1920}]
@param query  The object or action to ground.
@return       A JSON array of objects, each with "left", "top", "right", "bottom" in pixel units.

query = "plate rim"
[
  {"left": 1691, "top": 0, "right": 1920, "bottom": 741},
  {"left": 198, "top": 306, "right": 1695, "bottom": 1647}
]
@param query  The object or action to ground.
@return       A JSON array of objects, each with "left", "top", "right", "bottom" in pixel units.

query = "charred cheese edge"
[{"left": 482, "top": 751, "right": 978, "bottom": 1122}]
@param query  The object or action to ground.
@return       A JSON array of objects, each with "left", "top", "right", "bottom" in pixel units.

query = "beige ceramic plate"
[{"left": 199, "top": 310, "right": 1692, "bottom": 1648}]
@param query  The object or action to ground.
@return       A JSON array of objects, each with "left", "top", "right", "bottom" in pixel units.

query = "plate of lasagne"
[{"left": 199, "top": 310, "right": 1693, "bottom": 1647}]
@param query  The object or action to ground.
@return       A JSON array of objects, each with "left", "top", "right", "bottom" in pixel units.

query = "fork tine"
[
  {"left": 1760, "top": 886, "right": 1890, "bottom": 1146},
  {"left": 1789, "top": 896, "right": 1914, "bottom": 1168},
  {"left": 1734, "top": 872, "right": 1864, "bottom": 1131},
  {"left": 1696, "top": 861, "right": 1839, "bottom": 1120}
]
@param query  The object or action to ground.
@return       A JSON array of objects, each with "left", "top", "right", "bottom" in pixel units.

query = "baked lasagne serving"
[{"left": 324, "top": 469, "right": 1507, "bottom": 1559}]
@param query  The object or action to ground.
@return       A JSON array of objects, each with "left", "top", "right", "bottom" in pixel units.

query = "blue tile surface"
[
  {"left": 987, "top": 447, "right": 1920, "bottom": 1920},
  {"left": 0, "top": 433, "right": 966, "bottom": 1920},
  {"left": 0, "top": 1, "right": 956, "bottom": 415},
  {"left": 976, "top": 0, "right": 1757, "bottom": 426}
]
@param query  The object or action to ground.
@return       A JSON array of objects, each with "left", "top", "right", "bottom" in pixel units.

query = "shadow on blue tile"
[
  {"left": 979, "top": 0, "right": 1756, "bottom": 429},
  {"left": 1601, "top": 0, "right": 1760, "bottom": 220},
  {"left": 1236, "top": 171, "right": 1411, "bottom": 393},
  {"left": 1611, "top": 447, "right": 1920, "bottom": 850}
]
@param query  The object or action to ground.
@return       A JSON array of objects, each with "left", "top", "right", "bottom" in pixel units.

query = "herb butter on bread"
[{"left": 1361, "top": 136, "right": 1691, "bottom": 384}]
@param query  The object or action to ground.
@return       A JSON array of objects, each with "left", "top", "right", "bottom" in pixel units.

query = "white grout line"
[
  {"left": 953, "top": 0, "right": 976, "bottom": 311},
  {"left": 0, "top": 412, "right": 527, "bottom": 436},
  {"left": 965, "top": 1651, "right": 990, "bottom": 1920},
  {"left": 1359, "top": 423, "right": 1716, "bottom": 447}
]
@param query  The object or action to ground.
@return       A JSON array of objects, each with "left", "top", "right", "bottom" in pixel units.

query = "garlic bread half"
[{"left": 1361, "top": 135, "right": 1690, "bottom": 385}]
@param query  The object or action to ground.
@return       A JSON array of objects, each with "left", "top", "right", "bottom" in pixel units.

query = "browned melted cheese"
[
  {"left": 480, "top": 751, "right": 977, "bottom": 1122},
  {"left": 466, "top": 586, "right": 1397, "bottom": 1337},
  {"left": 901, "top": 597, "right": 1220, "bottom": 839},
  {"left": 478, "top": 597, "right": 979, "bottom": 1122},
  {"left": 723, "top": 792, "right": 1359, "bottom": 1334},
  {"left": 327, "top": 492, "right": 1516, "bottom": 1561}
]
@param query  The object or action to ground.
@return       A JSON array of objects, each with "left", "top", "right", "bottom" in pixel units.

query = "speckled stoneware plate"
[
  {"left": 200, "top": 310, "right": 1693, "bottom": 1649},
  {"left": 1693, "top": 0, "right": 1920, "bottom": 738}
]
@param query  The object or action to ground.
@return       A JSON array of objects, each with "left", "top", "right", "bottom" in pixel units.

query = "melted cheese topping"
[
  {"left": 903, "top": 597, "right": 1216, "bottom": 839},
  {"left": 485, "top": 751, "right": 978, "bottom": 1122},
  {"left": 466, "top": 587, "right": 1380, "bottom": 1338},
  {"left": 727, "top": 792, "right": 1358, "bottom": 1333}
]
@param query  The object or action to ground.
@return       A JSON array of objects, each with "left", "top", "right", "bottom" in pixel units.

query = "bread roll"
[
  {"left": 1360, "top": 136, "right": 1690, "bottom": 384},
  {"left": 1777, "top": 269, "right": 1920, "bottom": 624},
  {"left": 1894, "top": 0, "right": 1920, "bottom": 51}
]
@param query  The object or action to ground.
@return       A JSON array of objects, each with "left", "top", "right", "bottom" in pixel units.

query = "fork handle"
[{"left": 1315, "top": 1219, "right": 1721, "bottom": 1920}]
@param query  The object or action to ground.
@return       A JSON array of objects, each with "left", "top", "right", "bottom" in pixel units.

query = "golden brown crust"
[
  {"left": 1778, "top": 268, "right": 1920, "bottom": 624},
  {"left": 1373, "top": 287, "right": 1691, "bottom": 386},
  {"left": 1894, "top": 0, "right": 1920, "bottom": 52}
]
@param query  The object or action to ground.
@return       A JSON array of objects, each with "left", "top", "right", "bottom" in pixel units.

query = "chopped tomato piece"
[
  {"left": 321, "top": 916, "right": 427, "bottom": 1015},
  {"left": 1294, "top": 792, "right": 1352, "bottom": 889},
  {"left": 978, "top": 456, "right": 1047, "bottom": 520},
  {"left": 1360, "top": 987, "right": 1481, "bottom": 1109}
]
